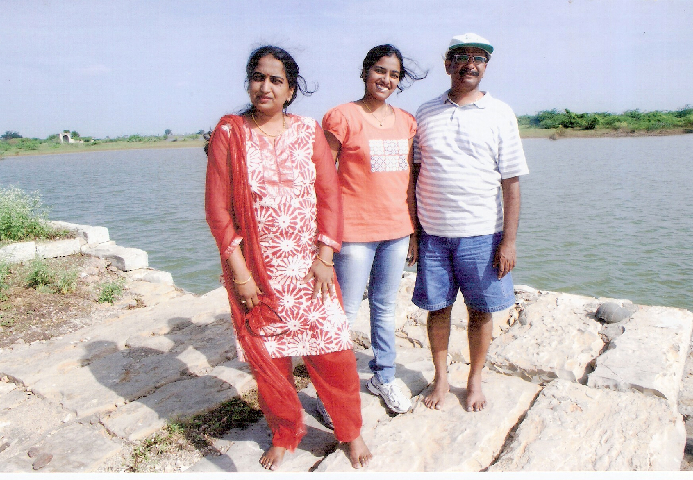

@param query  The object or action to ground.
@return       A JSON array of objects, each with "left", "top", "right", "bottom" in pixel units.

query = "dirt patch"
[{"left": 0, "top": 254, "right": 137, "bottom": 348}]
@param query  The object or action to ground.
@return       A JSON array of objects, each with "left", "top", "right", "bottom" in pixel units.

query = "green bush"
[
  {"left": 26, "top": 258, "right": 55, "bottom": 289},
  {"left": 97, "top": 279, "right": 125, "bottom": 303},
  {"left": 55, "top": 269, "right": 78, "bottom": 294},
  {"left": 0, "top": 186, "right": 54, "bottom": 242}
]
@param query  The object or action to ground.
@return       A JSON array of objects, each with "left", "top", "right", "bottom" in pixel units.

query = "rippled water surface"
[{"left": 1, "top": 136, "right": 691, "bottom": 310}]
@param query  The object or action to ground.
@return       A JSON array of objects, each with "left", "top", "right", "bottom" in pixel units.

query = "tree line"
[
  {"left": 0, "top": 130, "right": 205, "bottom": 154},
  {"left": 517, "top": 107, "right": 693, "bottom": 132}
]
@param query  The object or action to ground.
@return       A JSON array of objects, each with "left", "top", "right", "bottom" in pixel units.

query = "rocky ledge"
[{"left": 1, "top": 224, "right": 692, "bottom": 472}]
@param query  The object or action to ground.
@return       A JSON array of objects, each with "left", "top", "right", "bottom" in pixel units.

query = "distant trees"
[
  {"left": 62, "top": 130, "right": 80, "bottom": 139},
  {"left": 1, "top": 131, "right": 22, "bottom": 140},
  {"left": 164, "top": 129, "right": 172, "bottom": 136},
  {"left": 517, "top": 106, "right": 693, "bottom": 132}
]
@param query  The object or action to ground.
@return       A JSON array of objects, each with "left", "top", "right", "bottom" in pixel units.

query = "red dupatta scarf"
[{"left": 205, "top": 115, "right": 306, "bottom": 450}]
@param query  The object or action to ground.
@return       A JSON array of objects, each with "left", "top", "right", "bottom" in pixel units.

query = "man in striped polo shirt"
[{"left": 412, "top": 33, "right": 529, "bottom": 412}]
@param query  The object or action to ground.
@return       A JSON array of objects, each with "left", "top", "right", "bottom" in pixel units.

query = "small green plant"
[
  {"left": 26, "top": 258, "right": 54, "bottom": 289},
  {"left": 55, "top": 269, "right": 78, "bottom": 294},
  {"left": 0, "top": 261, "right": 10, "bottom": 300},
  {"left": 97, "top": 279, "right": 125, "bottom": 303},
  {"left": 131, "top": 433, "right": 170, "bottom": 471},
  {"left": 127, "top": 394, "right": 263, "bottom": 471},
  {"left": 0, "top": 186, "right": 53, "bottom": 242}
]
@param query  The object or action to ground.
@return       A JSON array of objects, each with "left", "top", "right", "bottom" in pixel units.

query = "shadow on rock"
[{"left": 81, "top": 314, "right": 258, "bottom": 465}]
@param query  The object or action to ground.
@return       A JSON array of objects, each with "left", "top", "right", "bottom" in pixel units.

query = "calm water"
[{"left": 1, "top": 135, "right": 692, "bottom": 311}]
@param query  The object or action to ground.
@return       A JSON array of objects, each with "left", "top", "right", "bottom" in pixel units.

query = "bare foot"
[
  {"left": 259, "top": 446, "right": 286, "bottom": 470},
  {"left": 465, "top": 377, "right": 487, "bottom": 412},
  {"left": 348, "top": 435, "right": 372, "bottom": 469},
  {"left": 423, "top": 379, "right": 449, "bottom": 410}
]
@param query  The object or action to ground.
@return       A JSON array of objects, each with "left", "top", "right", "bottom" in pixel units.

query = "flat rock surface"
[
  {"left": 101, "top": 375, "right": 242, "bottom": 441},
  {"left": 316, "top": 364, "right": 541, "bottom": 472},
  {"left": 678, "top": 338, "right": 693, "bottom": 416},
  {"left": 588, "top": 305, "right": 693, "bottom": 408},
  {"left": 1, "top": 422, "right": 122, "bottom": 472},
  {"left": 490, "top": 379, "right": 686, "bottom": 471},
  {"left": 0, "top": 241, "right": 35, "bottom": 263},
  {"left": 188, "top": 384, "right": 343, "bottom": 473},
  {"left": 487, "top": 292, "right": 604, "bottom": 383},
  {"left": 1, "top": 246, "right": 691, "bottom": 474},
  {"left": 84, "top": 243, "right": 148, "bottom": 271}
]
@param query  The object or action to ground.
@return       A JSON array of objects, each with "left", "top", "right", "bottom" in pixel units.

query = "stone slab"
[
  {"left": 399, "top": 323, "right": 470, "bottom": 363},
  {"left": 0, "top": 422, "right": 122, "bottom": 472},
  {"left": 316, "top": 363, "right": 541, "bottom": 472},
  {"left": 490, "top": 379, "right": 686, "bottom": 471},
  {"left": 0, "top": 241, "right": 35, "bottom": 263},
  {"left": 85, "top": 243, "right": 148, "bottom": 271},
  {"left": 0, "top": 378, "right": 18, "bottom": 396},
  {"left": 0, "top": 390, "right": 67, "bottom": 467},
  {"left": 189, "top": 384, "right": 349, "bottom": 473},
  {"left": 125, "top": 280, "right": 182, "bottom": 307},
  {"left": 35, "top": 238, "right": 81, "bottom": 259},
  {"left": 678, "top": 339, "right": 693, "bottom": 416},
  {"left": 588, "top": 305, "right": 693, "bottom": 409},
  {"left": 30, "top": 315, "right": 237, "bottom": 417},
  {"left": 100, "top": 375, "right": 241, "bottom": 441},
  {"left": 488, "top": 292, "right": 604, "bottom": 383},
  {"left": 125, "top": 268, "right": 175, "bottom": 285},
  {"left": 50, "top": 221, "right": 109, "bottom": 246},
  {"left": 208, "top": 360, "right": 255, "bottom": 397},
  {"left": 0, "top": 290, "right": 235, "bottom": 418}
]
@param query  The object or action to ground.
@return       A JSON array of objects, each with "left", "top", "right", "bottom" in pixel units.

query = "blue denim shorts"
[{"left": 412, "top": 231, "right": 516, "bottom": 313}]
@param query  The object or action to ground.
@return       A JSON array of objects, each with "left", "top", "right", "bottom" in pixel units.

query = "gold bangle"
[
  {"left": 316, "top": 254, "right": 334, "bottom": 267},
  {"left": 233, "top": 274, "right": 253, "bottom": 285}
]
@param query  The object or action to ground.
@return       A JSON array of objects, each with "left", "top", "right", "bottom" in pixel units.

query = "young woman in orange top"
[{"left": 322, "top": 44, "right": 426, "bottom": 416}]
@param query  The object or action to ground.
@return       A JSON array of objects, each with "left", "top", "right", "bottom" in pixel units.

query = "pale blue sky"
[{"left": 1, "top": 0, "right": 691, "bottom": 138}]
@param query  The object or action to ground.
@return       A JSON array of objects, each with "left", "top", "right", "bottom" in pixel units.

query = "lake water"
[{"left": 1, "top": 135, "right": 692, "bottom": 311}]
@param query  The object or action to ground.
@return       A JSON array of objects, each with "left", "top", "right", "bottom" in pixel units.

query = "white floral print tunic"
[{"left": 228, "top": 115, "right": 351, "bottom": 358}]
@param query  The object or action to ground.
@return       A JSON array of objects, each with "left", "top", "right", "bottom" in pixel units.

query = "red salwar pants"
[{"left": 253, "top": 349, "right": 363, "bottom": 450}]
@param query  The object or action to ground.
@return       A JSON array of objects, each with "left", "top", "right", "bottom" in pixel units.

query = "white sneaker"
[
  {"left": 316, "top": 397, "right": 334, "bottom": 429},
  {"left": 366, "top": 376, "right": 412, "bottom": 414}
]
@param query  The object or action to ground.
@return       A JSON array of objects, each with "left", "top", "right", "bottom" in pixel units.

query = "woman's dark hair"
[
  {"left": 361, "top": 44, "right": 428, "bottom": 92},
  {"left": 244, "top": 45, "right": 316, "bottom": 111}
]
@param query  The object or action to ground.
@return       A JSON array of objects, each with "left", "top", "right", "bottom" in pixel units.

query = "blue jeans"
[{"left": 334, "top": 236, "right": 410, "bottom": 384}]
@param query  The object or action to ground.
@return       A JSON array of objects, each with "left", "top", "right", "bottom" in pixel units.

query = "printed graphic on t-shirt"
[{"left": 369, "top": 139, "right": 409, "bottom": 172}]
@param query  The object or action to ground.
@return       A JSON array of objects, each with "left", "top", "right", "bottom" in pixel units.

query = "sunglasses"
[
  {"left": 449, "top": 54, "right": 488, "bottom": 65},
  {"left": 245, "top": 300, "right": 290, "bottom": 338}
]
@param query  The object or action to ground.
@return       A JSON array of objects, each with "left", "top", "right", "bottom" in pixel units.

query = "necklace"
[
  {"left": 251, "top": 111, "right": 285, "bottom": 137},
  {"left": 362, "top": 100, "right": 390, "bottom": 127}
]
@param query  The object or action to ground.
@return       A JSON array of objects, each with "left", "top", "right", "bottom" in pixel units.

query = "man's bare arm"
[{"left": 494, "top": 176, "right": 520, "bottom": 279}]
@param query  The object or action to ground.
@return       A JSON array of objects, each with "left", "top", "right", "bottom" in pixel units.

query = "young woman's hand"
[
  {"left": 234, "top": 276, "right": 262, "bottom": 310},
  {"left": 227, "top": 248, "right": 262, "bottom": 310}
]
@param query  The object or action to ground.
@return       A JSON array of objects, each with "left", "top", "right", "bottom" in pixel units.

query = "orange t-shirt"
[{"left": 322, "top": 102, "right": 417, "bottom": 242}]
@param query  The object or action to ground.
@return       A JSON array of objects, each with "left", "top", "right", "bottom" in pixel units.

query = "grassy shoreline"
[
  {"left": 1, "top": 128, "right": 691, "bottom": 159},
  {"left": 518, "top": 127, "right": 693, "bottom": 139},
  {"left": 0, "top": 139, "right": 206, "bottom": 158}
]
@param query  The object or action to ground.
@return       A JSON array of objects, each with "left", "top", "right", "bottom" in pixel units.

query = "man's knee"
[
  {"left": 467, "top": 308, "right": 492, "bottom": 329},
  {"left": 428, "top": 305, "right": 453, "bottom": 326}
]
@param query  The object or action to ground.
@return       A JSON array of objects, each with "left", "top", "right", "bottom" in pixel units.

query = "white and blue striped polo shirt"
[{"left": 413, "top": 91, "right": 529, "bottom": 237}]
